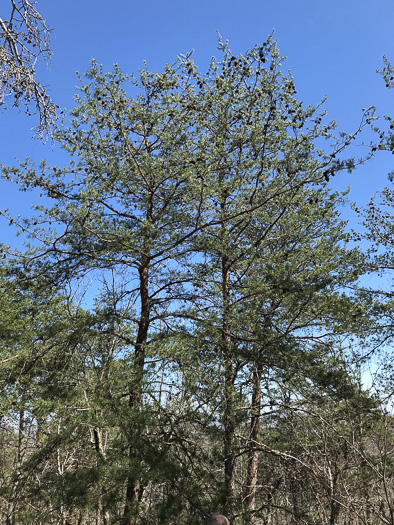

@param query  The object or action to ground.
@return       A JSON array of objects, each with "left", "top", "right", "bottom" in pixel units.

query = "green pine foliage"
[{"left": 0, "top": 37, "right": 392, "bottom": 524}]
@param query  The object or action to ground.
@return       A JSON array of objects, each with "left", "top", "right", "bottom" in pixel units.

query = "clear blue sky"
[{"left": 0, "top": 0, "right": 393, "bottom": 244}]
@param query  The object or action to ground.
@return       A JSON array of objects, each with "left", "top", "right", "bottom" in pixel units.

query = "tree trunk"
[
  {"left": 93, "top": 420, "right": 106, "bottom": 525},
  {"left": 7, "top": 401, "right": 25, "bottom": 525},
  {"left": 122, "top": 262, "right": 150, "bottom": 525},
  {"left": 245, "top": 362, "right": 262, "bottom": 520},
  {"left": 222, "top": 256, "right": 236, "bottom": 517}
]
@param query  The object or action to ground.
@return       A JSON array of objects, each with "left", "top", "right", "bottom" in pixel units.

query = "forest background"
[{"left": 1, "top": 1, "right": 394, "bottom": 524}]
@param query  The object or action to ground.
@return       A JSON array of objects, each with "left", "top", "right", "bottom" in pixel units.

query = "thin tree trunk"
[
  {"left": 93, "top": 419, "right": 105, "bottom": 525},
  {"left": 329, "top": 470, "right": 340, "bottom": 525},
  {"left": 7, "top": 400, "right": 25, "bottom": 525},
  {"left": 245, "top": 362, "right": 262, "bottom": 520},
  {"left": 223, "top": 357, "right": 236, "bottom": 516},
  {"left": 122, "top": 262, "right": 150, "bottom": 525},
  {"left": 222, "top": 255, "right": 236, "bottom": 517}
]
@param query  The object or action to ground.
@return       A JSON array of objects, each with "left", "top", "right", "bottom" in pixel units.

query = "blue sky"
[{"left": 0, "top": 0, "right": 393, "bottom": 242}]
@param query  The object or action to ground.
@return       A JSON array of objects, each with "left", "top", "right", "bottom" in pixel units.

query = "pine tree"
[{"left": 0, "top": 36, "right": 376, "bottom": 523}]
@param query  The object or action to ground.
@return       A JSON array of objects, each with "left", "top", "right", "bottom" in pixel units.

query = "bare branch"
[{"left": 0, "top": 0, "right": 57, "bottom": 138}]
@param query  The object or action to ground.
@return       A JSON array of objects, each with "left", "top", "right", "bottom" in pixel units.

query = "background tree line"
[{"left": 1, "top": 22, "right": 394, "bottom": 524}]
